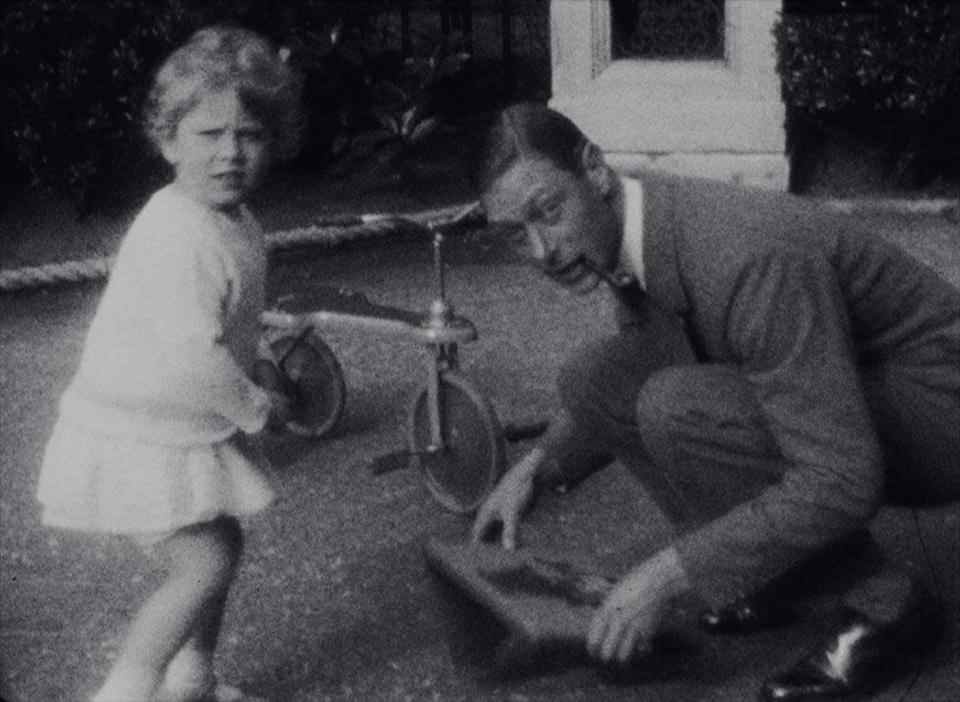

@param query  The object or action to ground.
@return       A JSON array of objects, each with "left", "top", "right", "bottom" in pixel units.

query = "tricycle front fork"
[
  {"left": 425, "top": 342, "right": 459, "bottom": 451},
  {"left": 276, "top": 324, "right": 315, "bottom": 374}
]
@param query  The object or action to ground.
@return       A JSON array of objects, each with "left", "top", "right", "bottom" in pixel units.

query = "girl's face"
[{"left": 161, "top": 87, "right": 270, "bottom": 212}]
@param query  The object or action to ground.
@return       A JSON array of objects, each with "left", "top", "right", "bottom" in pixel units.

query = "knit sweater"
[{"left": 59, "top": 185, "right": 272, "bottom": 445}]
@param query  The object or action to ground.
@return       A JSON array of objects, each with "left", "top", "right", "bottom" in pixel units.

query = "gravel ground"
[{"left": 2, "top": 206, "right": 959, "bottom": 701}]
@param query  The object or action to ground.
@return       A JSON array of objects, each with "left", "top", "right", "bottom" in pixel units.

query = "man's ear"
[{"left": 579, "top": 141, "right": 615, "bottom": 197}]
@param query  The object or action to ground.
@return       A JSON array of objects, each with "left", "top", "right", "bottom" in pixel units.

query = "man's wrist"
[
  {"left": 527, "top": 409, "right": 582, "bottom": 488},
  {"left": 650, "top": 546, "right": 692, "bottom": 600},
  {"left": 516, "top": 446, "right": 547, "bottom": 482}
]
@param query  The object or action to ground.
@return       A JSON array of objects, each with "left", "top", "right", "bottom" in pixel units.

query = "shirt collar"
[{"left": 616, "top": 175, "right": 645, "bottom": 288}]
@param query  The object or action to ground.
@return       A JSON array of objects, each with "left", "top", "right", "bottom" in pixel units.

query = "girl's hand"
[
  {"left": 470, "top": 449, "right": 542, "bottom": 550},
  {"left": 266, "top": 389, "right": 294, "bottom": 430},
  {"left": 586, "top": 548, "right": 690, "bottom": 664},
  {"left": 253, "top": 359, "right": 294, "bottom": 430}
]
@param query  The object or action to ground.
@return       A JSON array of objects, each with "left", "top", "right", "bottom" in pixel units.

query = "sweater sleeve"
[
  {"left": 86, "top": 219, "right": 271, "bottom": 435},
  {"left": 152, "top": 234, "right": 271, "bottom": 433},
  {"left": 674, "top": 251, "right": 884, "bottom": 607}
]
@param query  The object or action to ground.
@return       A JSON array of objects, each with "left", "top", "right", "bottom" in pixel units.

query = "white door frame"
[{"left": 549, "top": 0, "right": 788, "bottom": 189}]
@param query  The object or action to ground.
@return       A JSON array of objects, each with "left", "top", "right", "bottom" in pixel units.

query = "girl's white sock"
[{"left": 91, "top": 662, "right": 160, "bottom": 702}]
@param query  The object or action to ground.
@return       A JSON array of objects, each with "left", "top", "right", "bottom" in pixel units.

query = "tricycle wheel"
[
  {"left": 267, "top": 330, "right": 346, "bottom": 437},
  {"left": 408, "top": 370, "right": 506, "bottom": 514}
]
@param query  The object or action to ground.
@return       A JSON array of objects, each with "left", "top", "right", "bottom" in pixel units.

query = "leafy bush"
[
  {"left": 3, "top": 1, "right": 172, "bottom": 208},
  {"left": 311, "top": 23, "right": 474, "bottom": 179},
  {"left": 2, "top": 0, "right": 536, "bottom": 212},
  {"left": 0, "top": 0, "right": 331, "bottom": 213},
  {"left": 775, "top": 0, "right": 960, "bottom": 188}
]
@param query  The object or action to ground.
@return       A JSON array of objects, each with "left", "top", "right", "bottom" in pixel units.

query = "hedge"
[
  {"left": 0, "top": 0, "right": 336, "bottom": 212},
  {"left": 775, "top": 0, "right": 960, "bottom": 188}
]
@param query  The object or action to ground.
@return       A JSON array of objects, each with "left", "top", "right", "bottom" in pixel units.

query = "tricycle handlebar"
[{"left": 368, "top": 202, "right": 482, "bottom": 237}]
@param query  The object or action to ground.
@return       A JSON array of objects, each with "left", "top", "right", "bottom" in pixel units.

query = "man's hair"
[
  {"left": 143, "top": 25, "right": 304, "bottom": 161},
  {"left": 474, "top": 103, "right": 590, "bottom": 194}
]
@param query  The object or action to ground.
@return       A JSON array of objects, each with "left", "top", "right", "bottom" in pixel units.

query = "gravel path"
[{"left": 2, "top": 214, "right": 958, "bottom": 702}]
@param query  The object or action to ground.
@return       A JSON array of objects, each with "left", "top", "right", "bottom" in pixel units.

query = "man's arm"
[
  {"left": 674, "top": 251, "right": 884, "bottom": 608},
  {"left": 471, "top": 407, "right": 593, "bottom": 548},
  {"left": 528, "top": 407, "right": 614, "bottom": 489}
]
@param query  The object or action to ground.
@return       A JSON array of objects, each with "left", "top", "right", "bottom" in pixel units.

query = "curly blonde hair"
[{"left": 143, "top": 25, "right": 304, "bottom": 161}]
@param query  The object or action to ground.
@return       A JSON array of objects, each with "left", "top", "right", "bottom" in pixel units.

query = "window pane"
[{"left": 612, "top": 0, "right": 726, "bottom": 60}]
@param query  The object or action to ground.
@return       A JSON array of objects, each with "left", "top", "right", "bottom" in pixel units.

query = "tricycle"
[{"left": 258, "top": 204, "right": 545, "bottom": 513}]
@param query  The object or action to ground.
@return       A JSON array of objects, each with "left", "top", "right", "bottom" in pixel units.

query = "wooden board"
[{"left": 424, "top": 537, "right": 615, "bottom": 647}]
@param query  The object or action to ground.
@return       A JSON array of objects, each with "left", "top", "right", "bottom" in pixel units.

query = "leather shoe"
[
  {"left": 700, "top": 594, "right": 794, "bottom": 634},
  {"left": 702, "top": 530, "right": 876, "bottom": 636},
  {"left": 760, "top": 591, "right": 942, "bottom": 701}
]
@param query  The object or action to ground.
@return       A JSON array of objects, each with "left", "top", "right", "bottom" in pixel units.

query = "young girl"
[{"left": 37, "top": 25, "right": 302, "bottom": 702}]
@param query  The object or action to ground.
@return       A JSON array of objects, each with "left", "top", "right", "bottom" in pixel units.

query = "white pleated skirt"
[{"left": 37, "top": 419, "right": 276, "bottom": 537}]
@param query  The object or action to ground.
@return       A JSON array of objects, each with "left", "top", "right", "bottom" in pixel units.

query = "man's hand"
[
  {"left": 470, "top": 448, "right": 543, "bottom": 549},
  {"left": 586, "top": 547, "right": 690, "bottom": 665}
]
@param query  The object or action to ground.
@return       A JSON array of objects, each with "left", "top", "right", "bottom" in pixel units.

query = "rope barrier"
[
  {"left": 0, "top": 256, "right": 116, "bottom": 294},
  {"left": 6, "top": 197, "right": 951, "bottom": 294},
  {"left": 0, "top": 201, "right": 482, "bottom": 294}
]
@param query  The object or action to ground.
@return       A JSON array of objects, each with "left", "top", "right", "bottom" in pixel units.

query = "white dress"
[{"left": 37, "top": 185, "right": 276, "bottom": 536}]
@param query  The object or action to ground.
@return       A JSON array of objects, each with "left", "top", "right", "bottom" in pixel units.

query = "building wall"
[{"left": 549, "top": 0, "right": 788, "bottom": 190}]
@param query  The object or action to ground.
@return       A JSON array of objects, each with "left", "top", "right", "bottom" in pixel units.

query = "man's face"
[{"left": 482, "top": 155, "right": 622, "bottom": 294}]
